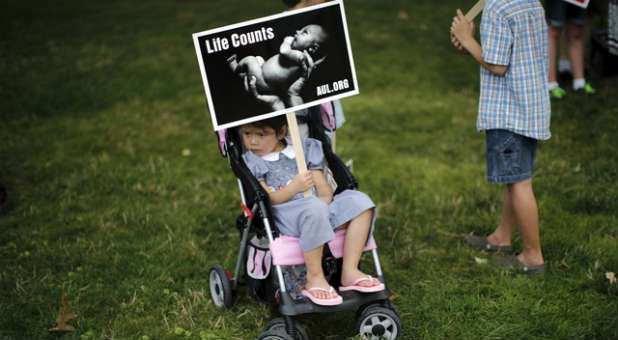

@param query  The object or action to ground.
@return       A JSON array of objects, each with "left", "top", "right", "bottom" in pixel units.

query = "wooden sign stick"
[
  {"left": 465, "top": 0, "right": 485, "bottom": 21},
  {"left": 286, "top": 112, "right": 313, "bottom": 197}
]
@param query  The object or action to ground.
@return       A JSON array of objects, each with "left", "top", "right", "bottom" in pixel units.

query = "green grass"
[{"left": 1, "top": 0, "right": 617, "bottom": 339}]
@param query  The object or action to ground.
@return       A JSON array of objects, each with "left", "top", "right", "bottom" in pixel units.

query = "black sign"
[{"left": 193, "top": 0, "right": 358, "bottom": 130}]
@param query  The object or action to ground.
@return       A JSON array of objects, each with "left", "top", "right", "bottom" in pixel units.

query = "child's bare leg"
[
  {"left": 304, "top": 245, "right": 338, "bottom": 300},
  {"left": 509, "top": 179, "right": 544, "bottom": 266},
  {"left": 228, "top": 55, "right": 261, "bottom": 79},
  {"left": 234, "top": 56, "right": 262, "bottom": 78},
  {"left": 487, "top": 185, "right": 516, "bottom": 247},
  {"left": 340, "top": 209, "right": 380, "bottom": 287},
  {"left": 566, "top": 23, "right": 585, "bottom": 80},
  {"left": 547, "top": 26, "right": 562, "bottom": 84}
]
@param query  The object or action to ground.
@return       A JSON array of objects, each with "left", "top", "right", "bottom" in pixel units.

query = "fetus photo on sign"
[
  {"left": 193, "top": 1, "right": 358, "bottom": 130},
  {"left": 227, "top": 23, "right": 329, "bottom": 111}
]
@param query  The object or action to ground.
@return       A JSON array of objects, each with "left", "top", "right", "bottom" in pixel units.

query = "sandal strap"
[
  {"left": 305, "top": 286, "right": 336, "bottom": 295},
  {"left": 349, "top": 276, "right": 375, "bottom": 286}
]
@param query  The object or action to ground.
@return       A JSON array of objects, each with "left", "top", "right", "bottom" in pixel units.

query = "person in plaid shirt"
[{"left": 450, "top": 0, "right": 550, "bottom": 275}]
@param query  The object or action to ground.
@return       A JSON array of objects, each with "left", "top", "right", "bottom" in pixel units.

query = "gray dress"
[{"left": 242, "top": 138, "right": 376, "bottom": 253}]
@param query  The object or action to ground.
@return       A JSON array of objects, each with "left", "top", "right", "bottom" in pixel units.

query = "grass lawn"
[{"left": 1, "top": 0, "right": 617, "bottom": 339}]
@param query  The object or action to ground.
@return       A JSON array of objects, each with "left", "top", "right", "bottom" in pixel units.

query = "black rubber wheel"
[
  {"left": 264, "top": 317, "right": 308, "bottom": 340},
  {"left": 355, "top": 306, "right": 401, "bottom": 340},
  {"left": 209, "top": 264, "right": 233, "bottom": 309},
  {"left": 256, "top": 329, "right": 296, "bottom": 340},
  {"left": 356, "top": 300, "right": 401, "bottom": 320}
]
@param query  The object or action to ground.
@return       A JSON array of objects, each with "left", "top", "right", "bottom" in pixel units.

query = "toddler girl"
[{"left": 240, "top": 115, "right": 384, "bottom": 306}]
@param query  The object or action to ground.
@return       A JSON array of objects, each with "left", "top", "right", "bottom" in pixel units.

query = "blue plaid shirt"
[{"left": 478, "top": 0, "right": 551, "bottom": 140}]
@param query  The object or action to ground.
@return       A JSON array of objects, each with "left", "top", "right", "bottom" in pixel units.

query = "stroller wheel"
[
  {"left": 209, "top": 264, "right": 233, "bottom": 309},
  {"left": 357, "top": 300, "right": 401, "bottom": 320},
  {"left": 256, "top": 329, "right": 296, "bottom": 340},
  {"left": 264, "top": 317, "right": 308, "bottom": 340},
  {"left": 356, "top": 306, "right": 401, "bottom": 340}
]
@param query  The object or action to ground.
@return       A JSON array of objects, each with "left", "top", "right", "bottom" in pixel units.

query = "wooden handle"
[
  {"left": 465, "top": 0, "right": 485, "bottom": 21},
  {"left": 286, "top": 112, "right": 313, "bottom": 197}
]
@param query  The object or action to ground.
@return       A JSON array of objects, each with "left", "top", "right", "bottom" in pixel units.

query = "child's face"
[
  {"left": 240, "top": 125, "right": 285, "bottom": 157},
  {"left": 292, "top": 24, "right": 325, "bottom": 51}
]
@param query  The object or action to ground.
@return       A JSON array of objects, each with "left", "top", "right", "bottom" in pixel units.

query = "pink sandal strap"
[
  {"left": 348, "top": 276, "right": 377, "bottom": 286},
  {"left": 304, "top": 286, "right": 335, "bottom": 295}
]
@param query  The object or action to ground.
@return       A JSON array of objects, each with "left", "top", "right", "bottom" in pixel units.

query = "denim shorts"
[
  {"left": 485, "top": 129, "right": 538, "bottom": 184},
  {"left": 544, "top": 0, "right": 587, "bottom": 28}
]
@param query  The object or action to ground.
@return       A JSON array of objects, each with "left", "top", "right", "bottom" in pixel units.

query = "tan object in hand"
[{"left": 465, "top": 0, "right": 486, "bottom": 21}]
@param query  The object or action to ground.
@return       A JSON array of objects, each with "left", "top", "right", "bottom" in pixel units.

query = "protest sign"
[{"left": 193, "top": 0, "right": 358, "bottom": 131}]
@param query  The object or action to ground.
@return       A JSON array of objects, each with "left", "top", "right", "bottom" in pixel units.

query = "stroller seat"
[{"left": 270, "top": 229, "right": 377, "bottom": 266}]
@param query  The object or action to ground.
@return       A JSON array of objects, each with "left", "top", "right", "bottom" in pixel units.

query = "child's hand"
[
  {"left": 290, "top": 171, "right": 313, "bottom": 194},
  {"left": 450, "top": 32, "right": 468, "bottom": 54},
  {"left": 450, "top": 9, "right": 475, "bottom": 49}
]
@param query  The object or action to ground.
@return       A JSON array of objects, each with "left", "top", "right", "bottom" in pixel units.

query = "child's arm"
[
  {"left": 451, "top": 9, "right": 508, "bottom": 76},
  {"left": 311, "top": 170, "right": 333, "bottom": 204},
  {"left": 279, "top": 36, "right": 305, "bottom": 64},
  {"left": 260, "top": 172, "right": 314, "bottom": 205}
]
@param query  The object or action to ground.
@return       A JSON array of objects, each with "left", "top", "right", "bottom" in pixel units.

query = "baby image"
[{"left": 227, "top": 24, "right": 329, "bottom": 106}]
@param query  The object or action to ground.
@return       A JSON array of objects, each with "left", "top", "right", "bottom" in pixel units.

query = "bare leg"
[
  {"left": 340, "top": 209, "right": 380, "bottom": 287},
  {"left": 509, "top": 179, "right": 544, "bottom": 266},
  {"left": 304, "top": 245, "right": 338, "bottom": 300},
  {"left": 487, "top": 185, "right": 516, "bottom": 247},
  {"left": 559, "top": 31, "right": 570, "bottom": 73},
  {"left": 247, "top": 76, "right": 285, "bottom": 110},
  {"left": 229, "top": 56, "right": 263, "bottom": 82},
  {"left": 566, "top": 23, "right": 585, "bottom": 81},
  {"left": 548, "top": 26, "right": 562, "bottom": 84}
]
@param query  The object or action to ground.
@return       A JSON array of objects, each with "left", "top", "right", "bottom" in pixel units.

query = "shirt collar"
[{"left": 261, "top": 138, "right": 295, "bottom": 161}]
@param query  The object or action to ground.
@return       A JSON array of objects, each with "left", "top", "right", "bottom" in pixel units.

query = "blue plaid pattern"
[{"left": 478, "top": 0, "right": 551, "bottom": 140}]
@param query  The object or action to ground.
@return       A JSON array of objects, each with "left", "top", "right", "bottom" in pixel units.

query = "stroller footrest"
[{"left": 270, "top": 229, "right": 376, "bottom": 265}]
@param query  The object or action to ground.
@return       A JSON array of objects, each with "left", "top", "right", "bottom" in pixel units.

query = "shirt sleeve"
[
  {"left": 481, "top": 9, "right": 512, "bottom": 66},
  {"left": 303, "top": 138, "right": 325, "bottom": 171},
  {"left": 242, "top": 152, "right": 269, "bottom": 181}
]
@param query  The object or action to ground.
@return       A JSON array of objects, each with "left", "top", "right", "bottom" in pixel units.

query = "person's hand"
[
  {"left": 300, "top": 51, "right": 326, "bottom": 78},
  {"left": 289, "top": 171, "right": 313, "bottom": 194},
  {"left": 450, "top": 32, "right": 468, "bottom": 54},
  {"left": 450, "top": 9, "right": 475, "bottom": 51}
]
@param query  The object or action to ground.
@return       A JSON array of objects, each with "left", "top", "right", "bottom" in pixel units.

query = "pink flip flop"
[
  {"left": 339, "top": 276, "right": 385, "bottom": 293},
  {"left": 301, "top": 286, "right": 343, "bottom": 306}
]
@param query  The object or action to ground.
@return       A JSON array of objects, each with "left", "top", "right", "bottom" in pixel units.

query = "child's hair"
[{"left": 248, "top": 115, "right": 288, "bottom": 143}]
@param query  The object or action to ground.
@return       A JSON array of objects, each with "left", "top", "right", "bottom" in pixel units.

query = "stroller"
[{"left": 208, "top": 107, "right": 401, "bottom": 340}]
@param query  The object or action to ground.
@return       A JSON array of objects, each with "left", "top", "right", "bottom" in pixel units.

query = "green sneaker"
[
  {"left": 549, "top": 86, "right": 567, "bottom": 100},
  {"left": 575, "top": 82, "right": 596, "bottom": 95}
]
